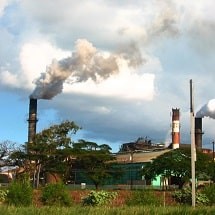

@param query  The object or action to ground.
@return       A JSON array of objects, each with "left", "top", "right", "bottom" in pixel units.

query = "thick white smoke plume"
[
  {"left": 196, "top": 99, "right": 215, "bottom": 119},
  {"left": 30, "top": 39, "right": 143, "bottom": 99}
]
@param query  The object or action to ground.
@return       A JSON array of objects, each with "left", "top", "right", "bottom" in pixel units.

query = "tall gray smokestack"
[
  {"left": 195, "top": 117, "right": 204, "bottom": 150},
  {"left": 28, "top": 98, "right": 38, "bottom": 143}
]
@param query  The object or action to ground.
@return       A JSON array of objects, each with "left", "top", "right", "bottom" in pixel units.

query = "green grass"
[{"left": 0, "top": 206, "right": 215, "bottom": 215}]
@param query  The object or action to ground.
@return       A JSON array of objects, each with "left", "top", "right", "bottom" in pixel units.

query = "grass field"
[{"left": 0, "top": 206, "right": 215, "bottom": 215}]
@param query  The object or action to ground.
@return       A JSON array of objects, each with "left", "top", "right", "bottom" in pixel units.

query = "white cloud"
[
  {"left": 20, "top": 41, "right": 70, "bottom": 88},
  {"left": 0, "top": 0, "right": 215, "bottom": 149},
  {"left": 64, "top": 67, "right": 155, "bottom": 101},
  {"left": 0, "top": 40, "right": 70, "bottom": 90},
  {"left": 0, "top": 0, "right": 10, "bottom": 17},
  {"left": 1, "top": 70, "right": 18, "bottom": 86}
]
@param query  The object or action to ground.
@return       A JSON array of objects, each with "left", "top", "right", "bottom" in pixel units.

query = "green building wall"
[
  {"left": 72, "top": 162, "right": 158, "bottom": 187},
  {"left": 152, "top": 175, "right": 161, "bottom": 186}
]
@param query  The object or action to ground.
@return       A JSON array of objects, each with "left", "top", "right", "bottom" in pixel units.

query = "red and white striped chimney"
[{"left": 172, "top": 108, "right": 180, "bottom": 149}]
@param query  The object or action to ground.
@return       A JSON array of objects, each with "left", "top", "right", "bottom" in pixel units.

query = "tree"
[
  {"left": 0, "top": 140, "right": 20, "bottom": 183},
  {"left": 205, "top": 160, "right": 215, "bottom": 183},
  {"left": 10, "top": 121, "right": 120, "bottom": 189},
  {"left": 10, "top": 120, "right": 80, "bottom": 187},
  {"left": 0, "top": 140, "right": 18, "bottom": 167},
  {"left": 73, "top": 139, "right": 116, "bottom": 189},
  {"left": 142, "top": 148, "right": 211, "bottom": 189}
]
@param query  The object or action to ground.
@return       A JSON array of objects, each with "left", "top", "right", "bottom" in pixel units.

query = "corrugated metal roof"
[{"left": 115, "top": 149, "right": 172, "bottom": 163}]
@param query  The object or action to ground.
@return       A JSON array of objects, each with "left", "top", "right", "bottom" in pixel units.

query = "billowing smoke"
[
  {"left": 196, "top": 99, "right": 215, "bottom": 119},
  {"left": 30, "top": 39, "right": 143, "bottom": 99}
]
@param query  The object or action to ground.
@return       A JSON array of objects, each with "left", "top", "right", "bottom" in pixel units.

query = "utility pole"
[
  {"left": 212, "top": 141, "right": 215, "bottom": 162},
  {"left": 190, "top": 79, "right": 196, "bottom": 207}
]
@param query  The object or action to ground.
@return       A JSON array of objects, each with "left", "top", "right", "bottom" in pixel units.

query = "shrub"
[
  {"left": 0, "top": 189, "right": 8, "bottom": 203},
  {"left": 82, "top": 190, "right": 117, "bottom": 206},
  {"left": 126, "top": 190, "right": 162, "bottom": 206},
  {"left": 202, "top": 184, "right": 215, "bottom": 205},
  {"left": 41, "top": 183, "right": 71, "bottom": 206},
  {"left": 172, "top": 187, "right": 209, "bottom": 206},
  {"left": 173, "top": 187, "right": 191, "bottom": 205},
  {"left": 7, "top": 174, "right": 33, "bottom": 206}
]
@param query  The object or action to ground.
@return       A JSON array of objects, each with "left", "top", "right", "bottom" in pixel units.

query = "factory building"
[{"left": 1, "top": 100, "right": 210, "bottom": 188}]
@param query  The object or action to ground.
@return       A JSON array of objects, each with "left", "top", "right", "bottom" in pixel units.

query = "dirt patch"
[
  {"left": 155, "top": 191, "right": 178, "bottom": 206},
  {"left": 32, "top": 189, "right": 176, "bottom": 207},
  {"left": 32, "top": 189, "right": 43, "bottom": 207}
]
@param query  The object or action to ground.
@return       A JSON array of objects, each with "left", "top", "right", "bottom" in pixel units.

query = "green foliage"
[
  {"left": 6, "top": 174, "right": 33, "bottom": 206},
  {"left": 29, "top": 120, "right": 80, "bottom": 173},
  {"left": 1, "top": 205, "right": 215, "bottom": 215},
  {"left": 41, "top": 183, "right": 71, "bottom": 206},
  {"left": 142, "top": 148, "right": 211, "bottom": 188},
  {"left": 2, "top": 202, "right": 215, "bottom": 215},
  {"left": 126, "top": 190, "right": 162, "bottom": 206},
  {"left": 82, "top": 190, "right": 117, "bottom": 206},
  {"left": 10, "top": 121, "right": 81, "bottom": 187},
  {"left": 0, "top": 189, "right": 8, "bottom": 203},
  {"left": 172, "top": 188, "right": 190, "bottom": 204},
  {"left": 202, "top": 184, "right": 215, "bottom": 205},
  {"left": 206, "top": 162, "right": 215, "bottom": 182},
  {"left": 173, "top": 187, "right": 209, "bottom": 205},
  {"left": 74, "top": 140, "right": 116, "bottom": 189},
  {"left": 0, "top": 140, "right": 18, "bottom": 167}
]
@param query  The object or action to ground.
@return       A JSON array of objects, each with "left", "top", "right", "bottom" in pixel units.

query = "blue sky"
[
  {"left": 0, "top": 0, "right": 215, "bottom": 152},
  {"left": 0, "top": 91, "right": 27, "bottom": 144}
]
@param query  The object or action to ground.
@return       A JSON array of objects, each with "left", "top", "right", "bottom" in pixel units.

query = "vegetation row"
[{"left": 0, "top": 178, "right": 215, "bottom": 207}]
